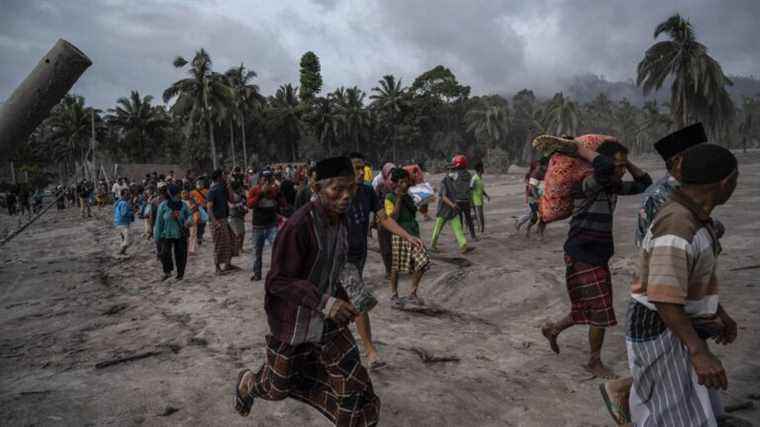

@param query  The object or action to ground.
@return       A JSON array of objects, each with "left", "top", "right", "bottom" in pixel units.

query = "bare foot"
[
  {"left": 584, "top": 360, "right": 619, "bottom": 379},
  {"left": 541, "top": 322, "right": 560, "bottom": 354}
]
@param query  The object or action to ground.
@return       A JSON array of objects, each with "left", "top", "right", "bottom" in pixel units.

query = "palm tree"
[
  {"left": 544, "top": 92, "right": 579, "bottom": 136},
  {"left": 307, "top": 95, "right": 341, "bottom": 156},
  {"left": 268, "top": 83, "right": 304, "bottom": 161},
  {"left": 637, "top": 14, "right": 735, "bottom": 132},
  {"left": 336, "top": 86, "right": 371, "bottom": 153},
  {"left": 370, "top": 75, "right": 406, "bottom": 162},
  {"left": 107, "top": 90, "right": 169, "bottom": 162},
  {"left": 46, "top": 94, "right": 100, "bottom": 176},
  {"left": 163, "top": 49, "right": 232, "bottom": 170},
  {"left": 465, "top": 98, "right": 509, "bottom": 146},
  {"left": 225, "top": 63, "right": 264, "bottom": 168}
]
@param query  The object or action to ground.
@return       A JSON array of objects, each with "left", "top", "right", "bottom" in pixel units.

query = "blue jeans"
[{"left": 251, "top": 225, "right": 277, "bottom": 276}]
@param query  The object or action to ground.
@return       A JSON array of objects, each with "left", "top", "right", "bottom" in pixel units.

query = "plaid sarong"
[
  {"left": 391, "top": 235, "right": 430, "bottom": 274},
  {"left": 565, "top": 256, "right": 617, "bottom": 327},
  {"left": 250, "top": 326, "right": 380, "bottom": 426},
  {"left": 212, "top": 220, "right": 233, "bottom": 265}
]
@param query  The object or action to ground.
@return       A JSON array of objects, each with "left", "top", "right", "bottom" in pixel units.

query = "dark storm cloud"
[
  {"left": 1, "top": 0, "right": 758, "bottom": 109},
  {"left": 0, "top": 0, "right": 294, "bottom": 108}
]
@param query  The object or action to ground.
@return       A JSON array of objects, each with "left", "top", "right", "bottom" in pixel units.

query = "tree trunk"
[
  {"left": 230, "top": 120, "right": 236, "bottom": 168},
  {"left": 240, "top": 114, "right": 247, "bottom": 169},
  {"left": 208, "top": 118, "right": 218, "bottom": 170},
  {"left": 0, "top": 39, "right": 92, "bottom": 160}
]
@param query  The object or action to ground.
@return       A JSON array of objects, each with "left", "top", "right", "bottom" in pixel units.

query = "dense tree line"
[{"left": 9, "top": 14, "right": 760, "bottom": 181}]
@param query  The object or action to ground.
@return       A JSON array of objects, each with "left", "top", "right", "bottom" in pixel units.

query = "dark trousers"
[
  {"left": 197, "top": 222, "right": 206, "bottom": 243},
  {"left": 457, "top": 201, "right": 477, "bottom": 239},
  {"left": 474, "top": 204, "right": 485, "bottom": 233},
  {"left": 377, "top": 227, "right": 392, "bottom": 275},
  {"left": 252, "top": 225, "right": 277, "bottom": 276},
  {"left": 160, "top": 238, "right": 188, "bottom": 277}
]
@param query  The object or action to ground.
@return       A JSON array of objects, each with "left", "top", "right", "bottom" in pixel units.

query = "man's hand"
[
  {"left": 328, "top": 299, "right": 359, "bottom": 325},
  {"left": 485, "top": 194, "right": 491, "bottom": 202},
  {"left": 691, "top": 350, "right": 728, "bottom": 390},
  {"left": 716, "top": 309, "right": 738, "bottom": 345},
  {"left": 171, "top": 211, "right": 180, "bottom": 220},
  {"left": 407, "top": 236, "right": 424, "bottom": 250}
]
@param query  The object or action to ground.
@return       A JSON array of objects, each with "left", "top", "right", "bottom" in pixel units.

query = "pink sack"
[{"left": 538, "top": 134, "right": 617, "bottom": 223}]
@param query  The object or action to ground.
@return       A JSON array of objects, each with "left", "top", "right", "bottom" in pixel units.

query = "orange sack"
[
  {"left": 403, "top": 164, "right": 425, "bottom": 185},
  {"left": 538, "top": 134, "right": 615, "bottom": 223}
]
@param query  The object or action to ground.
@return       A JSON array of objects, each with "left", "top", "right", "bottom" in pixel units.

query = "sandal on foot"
[
  {"left": 369, "top": 359, "right": 387, "bottom": 370},
  {"left": 599, "top": 383, "right": 631, "bottom": 426},
  {"left": 234, "top": 369, "right": 255, "bottom": 417},
  {"left": 406, "top": 295, "right": 425, "bottom": 306}
]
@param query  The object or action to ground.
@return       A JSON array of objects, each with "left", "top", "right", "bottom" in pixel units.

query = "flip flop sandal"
[
  {"left": 598, "top": 383, "right": 631, "bottom": 426},
  {"left": 406, "top": 295, "right": 425, "bottom": 306},
  {"left": 369, "top": 359, "right": 387, "bottom": 370},
  {"left": 234, "top": 369, "right": 255, "bottom": 417}
]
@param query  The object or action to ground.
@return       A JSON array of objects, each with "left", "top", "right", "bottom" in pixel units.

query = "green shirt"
[
  {"left": 385, "top": 193, "right": 420, "bottom": 237},
  {"left": 471, "top": 174, "right": 485, "bottom": 206}
]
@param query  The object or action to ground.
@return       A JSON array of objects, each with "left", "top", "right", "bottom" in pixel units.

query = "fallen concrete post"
[{"left": 0, "top": 39, "right": 92, "bottom": 158}]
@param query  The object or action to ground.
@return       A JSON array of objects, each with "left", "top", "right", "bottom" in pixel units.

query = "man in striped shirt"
[
  {"left": 626, "top": 144, "right": 739, "bottom": 426},
  {"left": 542, "top": 138, "right": 652, "bottom": 379}
]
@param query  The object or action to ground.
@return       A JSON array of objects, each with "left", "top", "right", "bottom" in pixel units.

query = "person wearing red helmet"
[{"left": 430, "top": 154, "right": 474, "bottom": 254}]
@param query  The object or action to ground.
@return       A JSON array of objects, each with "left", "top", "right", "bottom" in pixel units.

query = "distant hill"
[{"left": 559, "top": 74, "right": 760, "bottom": 107}]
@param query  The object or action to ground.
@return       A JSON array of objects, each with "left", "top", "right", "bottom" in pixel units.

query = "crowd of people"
[{"left": 8, "top": 121, "right": 741, "bottom": 426}]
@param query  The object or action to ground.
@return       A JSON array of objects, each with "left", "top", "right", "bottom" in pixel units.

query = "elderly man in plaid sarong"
[{"left": 234, "top": 157, "right": 380, "bottom": 427}]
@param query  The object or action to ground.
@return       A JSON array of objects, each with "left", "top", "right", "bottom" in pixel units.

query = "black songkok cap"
[
  {"left": 654, "top": 123, "right": 707, "bottom": 162},
  {"left": 680, "top": 144, "right": 738, "bottom": 185},
  {"left": 315, "top": 157, "right": 354, "bottom": 181}
]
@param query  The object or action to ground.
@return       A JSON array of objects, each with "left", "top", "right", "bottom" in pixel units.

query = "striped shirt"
[
  {"left": 631, "top": 189, "right": 720, "bottom": 319},
  {"left": 564, "top": 155, "right": 652, "bottom": 265}
]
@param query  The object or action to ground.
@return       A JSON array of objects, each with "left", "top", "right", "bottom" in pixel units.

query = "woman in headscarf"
[
  {"left": 374, "top": 162, "right": 396, "bottom": 276},
  {"left": 154, "top": 184, "right": 193, "bottom": 281}
]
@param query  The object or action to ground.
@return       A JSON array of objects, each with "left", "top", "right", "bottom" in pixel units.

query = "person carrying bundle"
[{"left": 538, "top": 135, "right": 652, "bottom": 379}]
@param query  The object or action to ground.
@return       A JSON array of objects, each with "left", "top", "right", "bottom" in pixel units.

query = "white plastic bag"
[{"left": 408, "top": 182, "right": 435, "bottom": 207}]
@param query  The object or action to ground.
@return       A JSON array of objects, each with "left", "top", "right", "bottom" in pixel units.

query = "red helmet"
[{"left": 451, "top": 154, "right": 467, "bottom": 169}]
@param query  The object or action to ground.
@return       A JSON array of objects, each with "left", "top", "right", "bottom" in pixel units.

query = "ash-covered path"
[{"left": 2, "top": 155, "right": 759, "bottom": 426}]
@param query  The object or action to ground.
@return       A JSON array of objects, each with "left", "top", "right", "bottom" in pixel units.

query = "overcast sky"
[{"left": 2, "top": 0, "right": 759, "bottom": 108}]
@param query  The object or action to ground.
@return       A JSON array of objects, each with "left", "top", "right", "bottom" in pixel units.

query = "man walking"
[
  {"left": 233, "top": 156, "right": 379, "bottom": 426},
  {"left": 207, "top": 169, "right": 238, "bottom": 274},
  {"left": 431, "top": 156, "right": 473, "bottom": 254},
  {"left": 346, "top": 153, "right": 423, "bottom": 368},
  {"left": 247, "top": 169, "right": 286, "bottom": 281},
  {"left": 626, "top": 144, "right": 738, "bottom": 426},
  {"left": 113, "top": 189, "right": 134, "bottom": 255},
  {"left": 540, "top": 137, "right": 652, "bottom": 379}
]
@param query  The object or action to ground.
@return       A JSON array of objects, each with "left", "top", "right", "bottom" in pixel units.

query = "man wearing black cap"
[
  {"left": 233, "top": 157, "right": 379, "bottom": 426},
  {"left": 625, "top": 144, "right": 739, "bottom": 426},
  {"left": 635, "top": 123, "right": 708, "bottom": 246},
  {"left": 600, "top": 123, "right": 723, "bottom": 425}
]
